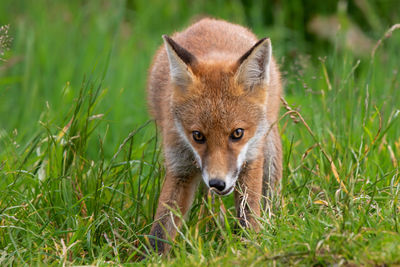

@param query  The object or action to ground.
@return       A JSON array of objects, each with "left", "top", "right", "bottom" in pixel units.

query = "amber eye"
[
  {"left": 230, "top": 128, "right": 244, "bottom": 141},
  {"left": 192, "top": 131, "right": 206, "bottom": 144}
]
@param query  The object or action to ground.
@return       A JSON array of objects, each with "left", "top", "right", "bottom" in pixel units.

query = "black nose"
[{"left": 209, "top": 179, "right": 226, "bottom": 191}]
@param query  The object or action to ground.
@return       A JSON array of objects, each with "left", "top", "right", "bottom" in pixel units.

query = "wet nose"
[{"left": 209, "top": 179, "right": 226, "bottom": 191}]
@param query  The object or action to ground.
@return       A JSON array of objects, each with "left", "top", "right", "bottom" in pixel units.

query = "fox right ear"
[
  {"left": 163, "top": 35, "right": 197, "bottom": 89},
  {"left": 235, "top": 38, "right": 272, "bottom": 90}
]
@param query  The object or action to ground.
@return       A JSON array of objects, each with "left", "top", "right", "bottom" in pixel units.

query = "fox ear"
[
  {"left": 163, "top": 35, "right": 197, "bottom": 89},
  {"left": 235, "top": 38, "right": 272, "bottom": 90}
]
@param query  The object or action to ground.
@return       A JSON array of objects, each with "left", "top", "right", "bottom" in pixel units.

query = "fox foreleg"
[
  {"left": 149, "top": 171, "right": 199, "bottom": 254},
  {"left": 234, "top": 157, "right": 264, "bottom": 230},
  {"left": 262, "top": 126, "right": 283, "bottom": 211}
]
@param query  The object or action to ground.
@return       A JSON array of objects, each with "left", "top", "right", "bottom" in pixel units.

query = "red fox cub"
[{"left": 147, "top": 18, "right": 282, "bottom": 253}]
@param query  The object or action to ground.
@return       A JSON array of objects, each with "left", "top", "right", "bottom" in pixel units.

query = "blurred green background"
[
  {"left": 1, "top": 0, "right": 400, "bottom": 264},
  {"left": 1, "top": 0, "right": 399, "bottom": 157}
]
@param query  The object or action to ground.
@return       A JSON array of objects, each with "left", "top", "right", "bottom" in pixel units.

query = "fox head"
[{"left": 163, "top": 35, "right": 273, "bottom": 196}]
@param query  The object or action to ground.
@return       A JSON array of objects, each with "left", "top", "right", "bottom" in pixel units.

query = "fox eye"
[
  {"left": 230, "top": 128, "right": 244, "bottom": 141},
  {"left": 192, "top": 131, "right": 206, "bottom": 144}
]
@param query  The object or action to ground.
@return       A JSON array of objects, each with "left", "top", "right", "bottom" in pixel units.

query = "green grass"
[{"left": 1, "top": 0, "right": 400, "bottom": 265}]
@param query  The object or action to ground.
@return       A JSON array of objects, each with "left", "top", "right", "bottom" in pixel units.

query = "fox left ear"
[
  {"left": 235, "top": 38, "right": 272, "bottom": 90},
  {"left": 163, "top": 35, "right": 197, "bottom": 90}
]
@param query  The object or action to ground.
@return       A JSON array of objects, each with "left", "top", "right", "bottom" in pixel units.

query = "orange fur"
[{"left": 147, "top": 18, "right": 283, "bottom": 254}]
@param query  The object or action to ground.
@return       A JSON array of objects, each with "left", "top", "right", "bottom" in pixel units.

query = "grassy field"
[{"left": 1, "top": 0, "right": 400, "bottom": 265}]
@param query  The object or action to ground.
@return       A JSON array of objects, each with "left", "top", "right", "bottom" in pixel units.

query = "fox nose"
[{"left": 209, "top": 179, "right": 226, "bottom": 191}]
